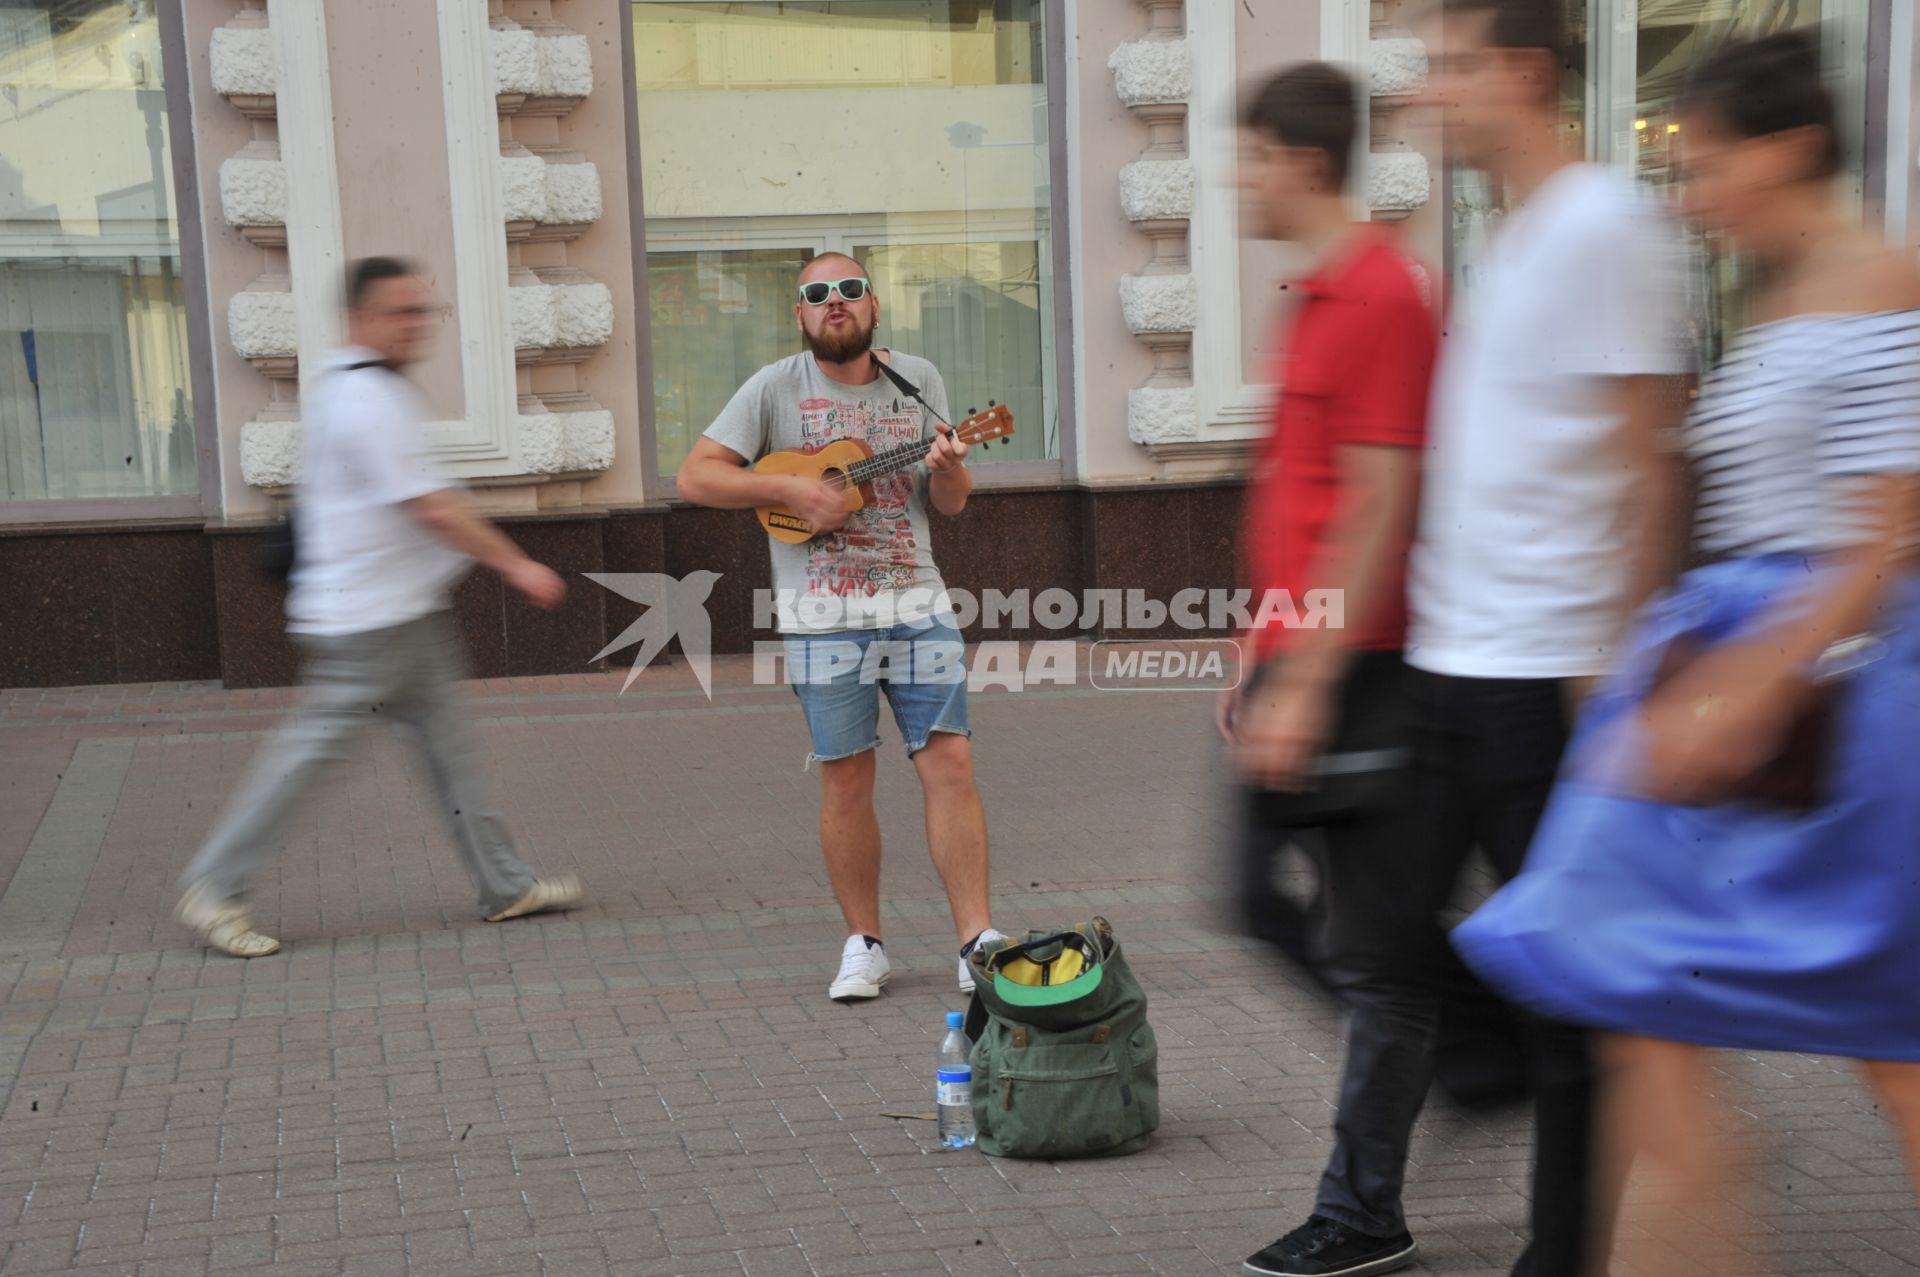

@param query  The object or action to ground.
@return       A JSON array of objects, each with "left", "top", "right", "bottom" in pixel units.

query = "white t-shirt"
[
  {"left": 1407, "top": 164, "right": 1689, "bottom": 680},
  {"left": 286, "top": 347, "right": 470, "bottom": 637}
]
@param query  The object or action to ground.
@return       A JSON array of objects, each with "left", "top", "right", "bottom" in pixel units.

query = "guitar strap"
[{"left": 869, "top": 350, "right": 952, "bottom": 431}]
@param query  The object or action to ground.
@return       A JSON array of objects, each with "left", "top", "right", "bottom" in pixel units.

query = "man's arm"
[
  {"left": 676, "top": 437, "right": 851, "bottom": 533},
  {"left": 926, "top": 429, "right": 972, "bottom": 516},
  {"left": 1232, "top": 274, "right": 1433, "bottom": 787},
  {"left": 1234, "top": 443, "right": 1420, "bottom": 789},
  {"left": 1271, "top": 443, "right": 1421, "bottom": 689},
  {"left": 405, "top": 489, "right": 564, "bottom": 609},
  {"left": 342, "top": 379, "right": 564, "bottom": 609},
  {"left": 914, "top": 366, "right": 970, "bottom": 516},
  {"left": 1564, "top": 371, "right": 1692, "bottom": 711},
  {"left": 1610, "top": 373, "right": 1693, "bottom": 623}
]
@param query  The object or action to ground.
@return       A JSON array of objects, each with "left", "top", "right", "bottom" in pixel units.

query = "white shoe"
[
  {"left": 484, "top": 874, "right": 584, "bottom": 923},
  {"left": 174, "top": 880, "right": 280, "bottom": 958},
  {"left": 829, "top": 935, "right": 891, "bottom": 1001},
  {"left": 959, "top": 927, "right": 1010, "bottom": 995}
]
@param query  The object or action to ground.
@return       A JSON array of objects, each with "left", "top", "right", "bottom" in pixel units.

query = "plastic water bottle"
[{"left": 936, "top": 1011, "right": 976, "bottom": 1149}]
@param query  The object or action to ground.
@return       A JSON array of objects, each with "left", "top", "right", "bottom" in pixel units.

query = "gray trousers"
[{"left": 179, "top": 610, "right": 535, "bottom": 917}]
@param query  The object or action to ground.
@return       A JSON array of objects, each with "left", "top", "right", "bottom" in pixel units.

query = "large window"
[
  {"left": 0, "top": 0, "right": 196, "bottom": 503},
  {"left": 1448, "top": 0, "right": 1871, "bottom": 370},
  {"left": 632, "top": 0, "right": 1060, "bottom": 474}
]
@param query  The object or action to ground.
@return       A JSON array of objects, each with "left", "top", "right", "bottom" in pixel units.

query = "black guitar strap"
[{"left": 869, "top": 350, "right": 952, "bottom": 431}]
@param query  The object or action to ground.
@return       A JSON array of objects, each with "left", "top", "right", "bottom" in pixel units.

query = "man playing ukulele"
[{"left": 677, "top": 253, "right": 1007, "bottom": 1002}]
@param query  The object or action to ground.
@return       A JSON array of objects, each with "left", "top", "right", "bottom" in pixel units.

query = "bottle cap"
[{"left": 946, "top": 1011, "right": 964, "bottom": 1029}]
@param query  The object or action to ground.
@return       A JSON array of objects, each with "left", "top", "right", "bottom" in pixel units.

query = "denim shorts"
[{"left": 783, "top": 616, "right": 971, "bottom": 765}]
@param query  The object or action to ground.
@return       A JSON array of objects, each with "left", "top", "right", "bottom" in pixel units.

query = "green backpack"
[{"left": 961, "top": 917, "right": 1159, "bottom": 1159}]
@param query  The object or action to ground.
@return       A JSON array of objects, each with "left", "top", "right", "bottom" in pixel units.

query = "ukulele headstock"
[{"left": 953, "top": 402, "right": 1016, "bottom": 449}]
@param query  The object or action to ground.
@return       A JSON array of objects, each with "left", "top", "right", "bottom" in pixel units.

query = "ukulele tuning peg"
[
  {"left": 968, "top": 407, "right": 978, "bottom": 418},
  {"left": 988, "top": 400, "right": 997, "bottom": 408}
]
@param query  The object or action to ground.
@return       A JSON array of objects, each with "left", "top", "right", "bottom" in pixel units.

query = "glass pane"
[
  {"left": 1446, "top": 0, "right": 1869, "bottom": 373},
  {"left": 1447, "top": 5, "right": 1590, "bottom": 306},
  {"left": 0, "top": 1, "right": 196, "bottom": 502},
  {"left": 647, "top": 246, "right": 813, "bottom": 471},
  {"left": 633, "top": 0, "right": 1057, "bottom": 474},
  {"left": 1628, "top": 0, "right": 1864, "bottom": 366},
  {"left": 856, "top": 240, "right": 1052, "bottom": 462}
]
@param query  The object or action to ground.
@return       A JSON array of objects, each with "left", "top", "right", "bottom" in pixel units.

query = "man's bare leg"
[
  {"left": 912, "top": 732, "right": 991, "bottom": 946},
  {"left": 819, "top": 750, "right": 883, "bottom": 939}
]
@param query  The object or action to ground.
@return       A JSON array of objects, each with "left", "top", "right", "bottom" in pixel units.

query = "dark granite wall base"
[
  {"left": 207, "top": 531, "right": 298, "bottom": 689},
  {"left": 2, "top": 484, "right": 1245, "bottom": 690},
  {"left": 2, "top": 526, "right": 220, "bottom": 688}
]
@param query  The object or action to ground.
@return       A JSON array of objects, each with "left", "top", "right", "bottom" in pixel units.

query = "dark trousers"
[{"left": 1239, "top": 667, "right": 1595, "bottom": 1273}]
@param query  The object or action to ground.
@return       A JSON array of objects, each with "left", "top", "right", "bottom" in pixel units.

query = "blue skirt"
[{"left": 1452, "top": 555, "right": 1920, "bottom": 1061}]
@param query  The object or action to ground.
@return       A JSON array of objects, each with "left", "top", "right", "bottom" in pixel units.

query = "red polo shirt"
[{"left": 1241, "top": 230, "right": 1437, "bottom": 662}]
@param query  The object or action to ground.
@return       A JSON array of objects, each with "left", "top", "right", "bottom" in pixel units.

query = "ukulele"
[{"left": 752, "top": 403, "right": 1015, "bottom": 543}]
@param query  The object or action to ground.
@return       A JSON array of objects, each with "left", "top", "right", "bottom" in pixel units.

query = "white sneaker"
[
  {"left": 829, "top": 935, "right": 891, "bottom": 1001},
  {"left": 959, "top": 928, "right": 1010, "bottom": 995}
]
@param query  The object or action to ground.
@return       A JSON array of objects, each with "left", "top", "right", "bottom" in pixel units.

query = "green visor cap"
[{"left": 986, "top": 931, "right": 1106, "bottom": 1007}]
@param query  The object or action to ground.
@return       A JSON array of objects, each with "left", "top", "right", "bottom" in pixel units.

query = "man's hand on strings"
[{"left": 927, "top": 428, "right": 969, "bottom": 473}]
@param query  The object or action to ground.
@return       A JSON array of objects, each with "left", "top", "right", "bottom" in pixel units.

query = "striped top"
[{"left": 1689, "top": 310, "right": 1920, "bottom": 556}]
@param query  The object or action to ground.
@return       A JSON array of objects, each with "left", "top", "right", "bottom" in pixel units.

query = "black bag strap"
[{"left": 869, "top": 351, "right": 951, "bottom": 431}]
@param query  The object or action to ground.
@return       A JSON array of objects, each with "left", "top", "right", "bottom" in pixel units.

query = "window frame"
[
  {"left": 621, "top": 0, "right": 1075, "bottom": 499},
  {"left": 0, "top": 0, "right": 220, "bottom": 527}
]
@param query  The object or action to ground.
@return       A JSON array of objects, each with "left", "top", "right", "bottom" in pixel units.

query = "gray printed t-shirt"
[{"left": 704, "top": 350, "right": 952, "bottom": 634}]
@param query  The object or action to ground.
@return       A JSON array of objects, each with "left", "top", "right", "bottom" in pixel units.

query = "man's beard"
[{"left": 804, "top": 316, "right": 875, "bottom": 364}]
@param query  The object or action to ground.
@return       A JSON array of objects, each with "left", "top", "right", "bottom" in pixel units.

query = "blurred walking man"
[
  {"left": 1225, "top": 64, "right": 1438, "bottom": 1277},
  {"left": 174, "top": 257, "right": 585, "bottom": 958},
  {"left": 1370, "top": 2, "right": 1685, "bottom": 1273}
]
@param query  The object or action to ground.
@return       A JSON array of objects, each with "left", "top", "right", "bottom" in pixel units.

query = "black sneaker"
[{"left": 1242, "top": 1215, "right": 1418, "bottom": 1277}]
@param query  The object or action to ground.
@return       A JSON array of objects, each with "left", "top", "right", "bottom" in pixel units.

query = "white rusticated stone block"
[
  {"left": 240, "top": 418, "right": 303, "bottom": 488},
  {"left": 1119, "top": 273, "right": 1198, "bottom": 335},
  {"left": 1369, "top": 38, "right": 1428, "bottom": 97},
  {"left": 551, "top": 281, "right": 614, "bottom": 347},
  {"left": 229, "top": 290, "right": 298, "bottom": 359},
  {"left": 517, "top": 412, "right": 568, "bottom": 473},
  {"left": 561, "top": 410, "right": 616, "bottom": 471},
  {"left": 1119, "top": 159, "right": 1195, "bottom": 221},
  {"left": 542, "top": 161, "right": 602, "bottom": 225},
  {"left": 1109, "top": 39, "right": 1192, "bottom": 107},
  {"left": 210, "top": 25, "right": 277, "bottom": 97},
  {"left": 219, "top": 155, "right": 286, "bottom": 227},
  {"left": 537, "top": 32, "right": 593, "bottom": 98},
  {"left": 1368, "top": 151, "right": 1432, "bottom": 210},
  {"left": 491, "top": 25, "right": 541, "bottom": 95},
  {"left": 509, "top": 284, "right": 559, "bottom": 349},
  {"left": 1126, "top": 388, "right": 1199, "bottom": 445},
  {"left": 500, "top": 151, "right": 548, "bottom": 222}
]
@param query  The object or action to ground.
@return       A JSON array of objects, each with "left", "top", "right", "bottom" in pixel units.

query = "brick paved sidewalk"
[{"left": 0, "top": 661, "right": 1914, "bottom": 1276}]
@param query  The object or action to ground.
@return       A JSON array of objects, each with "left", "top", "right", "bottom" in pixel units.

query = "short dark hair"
[
  {"left": 345, "top": 256, "right": 417, "bottom": 310},
  {"left": 1241, "top": 63, "right": 1360, "bottom": 189},
  {"left": 1440, "top": 0, "right": 1569, "bottom": 76},
  {"left": 1677, "top": 32, "right": 1840, "bottom": 180}
]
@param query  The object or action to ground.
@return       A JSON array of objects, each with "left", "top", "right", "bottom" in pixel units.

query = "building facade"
[{"left": 2, "top": 0, "right": 1914, "bottom": 688}]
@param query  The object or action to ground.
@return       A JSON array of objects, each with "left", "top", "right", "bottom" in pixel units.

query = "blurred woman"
[{"left": 1450, "top": 31, "right": 1920, "bottom": 1273}]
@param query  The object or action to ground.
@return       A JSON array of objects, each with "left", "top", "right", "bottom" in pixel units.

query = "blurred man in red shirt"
[{"left": 1221, "top": 64, "right": 1438, "bottom": 1277}]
